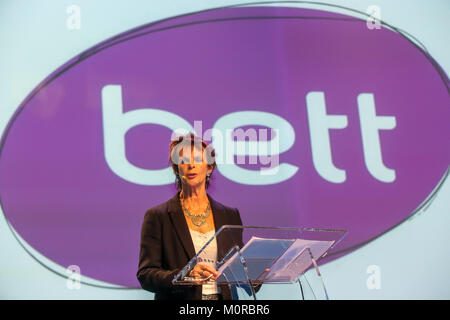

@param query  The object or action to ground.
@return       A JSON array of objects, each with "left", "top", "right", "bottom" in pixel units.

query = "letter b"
[{"left": 101, "top": 85, "right": 193, "bottom": 185}]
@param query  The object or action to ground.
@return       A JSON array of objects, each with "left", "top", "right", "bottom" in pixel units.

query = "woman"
[{"left": 136, "top": 133, "right": 244, "bottom": 300}]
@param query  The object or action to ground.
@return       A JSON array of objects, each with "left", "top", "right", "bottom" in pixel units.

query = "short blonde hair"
[{"left": 168, "top": 133, "right": 216, "bottom": 191}]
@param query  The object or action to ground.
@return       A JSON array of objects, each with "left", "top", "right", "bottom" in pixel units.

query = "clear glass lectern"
[{"left": 172, "top": 225, "right": 347, "bottom": 300}]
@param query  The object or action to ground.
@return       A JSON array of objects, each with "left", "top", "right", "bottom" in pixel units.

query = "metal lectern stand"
[{"left": 172, "top": 226, "right": 347, "bottom": 300}]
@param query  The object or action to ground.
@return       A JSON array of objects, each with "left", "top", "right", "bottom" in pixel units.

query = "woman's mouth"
[{"left": 186, "top": 173, "right": 197, "bottom": 179}]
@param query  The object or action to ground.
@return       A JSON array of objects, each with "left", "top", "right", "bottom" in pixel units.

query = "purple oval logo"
[{"left": 0, "top": 6, "right": 448, "bottom": 287}]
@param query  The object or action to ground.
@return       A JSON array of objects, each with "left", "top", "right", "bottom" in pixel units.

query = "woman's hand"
[{"left": 189, "top": 263, "right": 218, "bottom": 281}]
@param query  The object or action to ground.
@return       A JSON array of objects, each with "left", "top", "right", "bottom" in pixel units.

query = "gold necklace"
[{"left": 179, "top": 191, "right": 211, "bottom": 227}]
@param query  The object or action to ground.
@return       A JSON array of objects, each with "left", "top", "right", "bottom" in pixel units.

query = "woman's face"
[{"left": 175, "top": 145, "right": 212, "bottom": 189}]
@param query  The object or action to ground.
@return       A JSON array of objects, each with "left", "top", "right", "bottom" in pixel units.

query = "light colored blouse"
[{"left": 188, "top": 228, "right": 220, "bottom": 295}]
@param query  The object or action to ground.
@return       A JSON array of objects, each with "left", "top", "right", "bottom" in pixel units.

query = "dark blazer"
[{"left": 136, "top": 191, "right": 243, "bottom": 300}]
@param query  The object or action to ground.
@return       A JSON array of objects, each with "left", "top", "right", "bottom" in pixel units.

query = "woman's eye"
[{"left": 179, "top": 156, "right": 203, "bottom": 164}]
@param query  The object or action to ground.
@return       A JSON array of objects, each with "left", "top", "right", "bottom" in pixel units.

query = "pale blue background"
[{"left": 0, "top": 0, "right": 449, "bottom": 299}]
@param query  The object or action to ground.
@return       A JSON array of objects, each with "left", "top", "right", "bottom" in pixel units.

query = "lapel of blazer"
[
  {"left": 167, "top": 191, "right": 228, "bottom": 261},
  {"left": 207, "top": 193, "right": 230, "bottom": 261}
]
